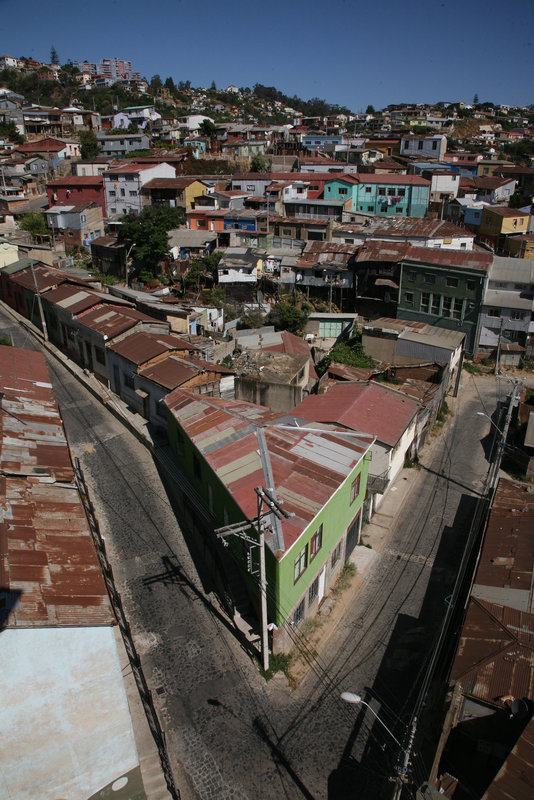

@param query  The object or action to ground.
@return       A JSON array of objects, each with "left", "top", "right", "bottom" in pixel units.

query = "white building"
[
  {"left": 104, "top": 162, "right": 175, "bottom": 217},
  {"left": 400, "top": 134, "right": 447, "bottom": 161}
]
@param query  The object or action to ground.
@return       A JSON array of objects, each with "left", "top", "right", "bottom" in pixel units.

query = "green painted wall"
[
  {"left": 166, "top": 411, "right": 370, "bottom": 626},
  {"left": 397, "top": 259, "right": 486, "bottom": 354}
]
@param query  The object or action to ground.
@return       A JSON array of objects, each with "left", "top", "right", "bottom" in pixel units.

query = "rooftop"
[
  {"left": 292, "top": 381, "right": 419, "bottom": 448},
  {"left": 163, "top": 391, "right": 374, "bottom": 556},
  {"left": 0, "top": 346, "right": 113, "bottom": 628}
]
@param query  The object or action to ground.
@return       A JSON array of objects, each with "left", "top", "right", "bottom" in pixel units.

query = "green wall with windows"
[
  {"left": 397, "top": 259, "right": 486, "bottom": 354},
  {"left": 166, "top": 409, "right": 370, "bottom": 628},
  {"left": 274, "top": 459, "right": 369, "bottom": 626}
]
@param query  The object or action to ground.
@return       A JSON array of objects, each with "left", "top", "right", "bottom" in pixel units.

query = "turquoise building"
[{"left": 324, "top": 174, "right": 430, "bottom": 218}]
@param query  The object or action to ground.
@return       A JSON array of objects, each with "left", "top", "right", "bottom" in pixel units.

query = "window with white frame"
[{"left": 294, "top": 544, "right": 308, "bottom": 582}]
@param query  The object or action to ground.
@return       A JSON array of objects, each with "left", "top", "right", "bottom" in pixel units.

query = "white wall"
[{"left": 0, "top": 626, "right": 139, "bottom": 800}]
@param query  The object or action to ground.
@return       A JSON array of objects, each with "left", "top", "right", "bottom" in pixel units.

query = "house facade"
[
  {"left": 103, "top": 162, "right": 176, "bottom": 217},
  {"left": 96, "top": 132, "right": 151, "bottom": 157},
  {"left": 162, "top": 390, "right": 374, "bottom": 653},
  {"left": 324, "top": 175, "right": 430, "bottom": 218},
  {"left": 400, "top": 134, "right": 447, "bottom": 160},
  {"left": 397, "top": 248, "right": 492, "bottom": 355},
  {"left": 44, "top": 202, "right": 104, "bottom": 248},
  {"left": 47, "top": 176, "right": 107, "bottom": 217}
]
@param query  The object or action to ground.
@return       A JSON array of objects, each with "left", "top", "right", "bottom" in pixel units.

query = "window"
[
  {"left": 511, "top": 311, "right": 523, "bottom": 320},
  {"left": 310, "top": 525, "right": 323, "bottom": 559},
  {"left": 407, "top": 270, "right": 416, "bottom": 282},
  {"left": 197, "top": 219, "right": 206, "bottom": 227},
  {"left": 293, "top": 599, "right": 305, "bottom": 627},
  {"left": 421, "top": 292, "right": 431, "bottom": 312},
  {"left": 368, "top": 205, "right": 374, "bottom": 211},
  {"left": 432, "top": 141, "right": 437, "bottom": 150},
  {"left": 405, "top": 291, "right": 414, "bottom": 304},
  {"left": 309, "top": 576, "right": 319, "bottom": 604},
  {"left": 452, "top": 298, "right": 464, "bottom": 319},
  {"left": 246, "top": 184, "right": 254, "bottom": 191},
  {"left": 424, "top": 273, "right": 435, "bottom": 284},
  {"left": 95, "top": 347, "right": 105, "bottom": 365},
  {"left": 124, "top": 372, "right": 134, "bottom": 389},
  {"left": 129, "top": 190, "right": 137, "bottom": 197},
  {"left": 488, "top": 308, "right": 501, "bottom": 317},
  {"left": 331, "top": 541, "right": 343, "bottom": 569},
  {"left": 350, "top": 474, "right": 361, "bottom": 504},
  {"left": 431, "top": 294, "right": 441, "bottom": 314},
  {"left": 378, "top": 188, "right": 386, "bottom": 196},
  {"left": 365, "top": 186, "right": 372, "bottom": 193},
  {"left": 446, "top": 277, "right": 458, "bottom": 288},
  {"left": 466, "top": 280, "right": 475, "bottom": 291},
  {"left": 283, "top": 228, "right": 292, "bottom": 236},
  {"left": 396, "top": 207, "right": 403, "bottom": 214},
  {"left": 339, "top": 188, "right": 348, "bottom": 195},
  {"left": 398, "top": 189, "right": 406, "bottom": 197},
  {"left": 418, "top": 140, "right": 424, "bottom": 150},
  {"left": 387, "top": 188, "right": 396, "bottom": 196},
  {"left": 442, "top": 296, "right": 452, "bottom": 316},
  {"left": 110, "top": 207, "right": 116, "bottom": 214},
  {"left": 294, "top": 544, "right": 308, "bottom": 582},
  {"left": 120, "top": 188, "right": 125, "bottom": 197}
]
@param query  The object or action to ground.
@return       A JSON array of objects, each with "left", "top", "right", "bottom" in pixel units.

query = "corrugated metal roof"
[
  {"left": 484, "top": 289, "right": 533, "bottom": 311},
  {"left": 108, "top": 331, "right": 197, "bottom": 363},
  {"left": 293, "top": 382, "right": 419, "bottom": 448},
  {"left": 0, "top": 346, "right": 113, "bottom": 628},
  {"left": 76, "top": 303, "right": 158, "bottom": 340},
  {"left": 163, "top": 390, "right": 374, "bottom": 557},
  {"left": 472, "top": 478, "right": 534, "bottom": 612},
  {"left": 403, "top": 246, "right": 493, "bottom": 271},
  {"left": 371, "top": 218, "right": 471, "bottom": 239},
  {"left": 139, "top": 355, "right": 200, "bottom": 390},
  {"left": 8, "top": 263, "right": 73, "bottom": 292},
  {"left": 41, "top": 283, "right": 101, "bottom": 314},
  {"left": 484, "top": 717, "right": 534, "bottom": 800},
  {"left": 451, "top": 598, "right": 534, "bottom": 706}
]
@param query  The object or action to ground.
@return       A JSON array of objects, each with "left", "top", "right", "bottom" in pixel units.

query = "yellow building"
[
  {"left": 504, "top": 233, "right": 534, "bottom": 259},
  {"left": 479, "top": 206, "right": 530, "bottom": 238}
]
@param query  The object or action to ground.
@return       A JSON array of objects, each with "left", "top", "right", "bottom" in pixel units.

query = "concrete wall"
[
  {"left": 0, "top": 626, "right": 140, "bottom": 800},
  {"left": 235, "top": 376, "right": 304, "bottom": 413}
]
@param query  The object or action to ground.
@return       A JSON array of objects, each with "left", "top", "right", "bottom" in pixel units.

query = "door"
[{"left": 318, "top": 566, "right": 326, "bottom": 604}]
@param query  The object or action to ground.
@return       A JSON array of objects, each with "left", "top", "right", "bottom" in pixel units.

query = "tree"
[
  {"left": 164, "top": 76, "right": 176, "bottom": 93},
  {"left": 127, "top": 121, "right": 139, "bottom": 133},
  {"left": 199, "top": 118, "right": 216, "bottom": 138},
  {"left": 210, "top": 80, "right": 217, "bottom": 91},
  {"left": 18, "top": 212, "right": 47, "bottom": 237},
  {"left": 79, "top": 130, "right": 100, "bottom": 159},
  {"left": 316, "top": 331, "right": 375, "bottom": 375},
  {"left": 250, "top": 152, "right": 268, "bottom": 172},
  {"left": 50, "top": 45, "right": 59, "bottom": 65},
  {"left": 267, "top": 301, "right": 308, "bottom": 336},
  {"left": 366, "top": 104, "right": 375, "bottom": 114},
  {"left": 473, "top": 93, "right": 479, "bottom": 105},
  {"left": 185, "top": 252, "right": 221, "bottom": 289},
  {"left": 150, "top": 74, "right": 163, "bottom": 91},
  {"left": 117, "top": 205, "right": 185, "bottom": 276},
  {"left": 0, "top": 120, "right": 23, "bottom": 143}
]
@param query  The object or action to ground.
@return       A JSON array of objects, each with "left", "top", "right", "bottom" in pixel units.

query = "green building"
[
  {"left": 396, "top": 248, "right": 493, "bottom": 355},
  {"left": 163, "top": 390, "right": 374, "bottom": 654}
]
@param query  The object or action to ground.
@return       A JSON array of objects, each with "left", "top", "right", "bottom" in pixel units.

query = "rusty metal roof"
[
  {"left": 163, "top": 390, "right": 374, "bottom": 557},
  {"left": 472, "top": 478, "right": 534, "bottom": 612},
  {"left": 293, "top": 382, "right": 419, "bottom": 448},
  {"left": 403, "top": 246, "right": 493, "bottom": 271},
  {"left": 371, "top": 218, "right": 471, "bottom": 239},
  {"left": 41, "top": 283, "right": 102, "bottom": 315},
  {"left": 139, "top": 355, "right": 201, "bottom": 390},
  {"left": 0, "top": 346, "right": 113, "bottom": 628},
  {"left": 8, "top": 263, "right": 74, "bottom": 292},
  {"left": 108, "top": 331, "right": 198, "bottom": 364},
  {"left": 450, "top": 598, "right": 534, "bottom": 706},
  {"left": 484, "top": 716, "right": 534, "bottom": 800},
  {"left": 75, "top": 303, "right": 160, "bottom": 340},
  {"left": 355, "top": 241, "right": 411, "bottom": 262}
]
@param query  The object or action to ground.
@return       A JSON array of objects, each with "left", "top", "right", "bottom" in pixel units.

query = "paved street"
[{"left": 0, "top": 307, "right": 507, "bottom": 799}]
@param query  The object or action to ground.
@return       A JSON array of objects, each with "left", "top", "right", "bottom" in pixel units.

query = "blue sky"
[{"left": 0, "top": 0, "right": 532, "bottom": 111}]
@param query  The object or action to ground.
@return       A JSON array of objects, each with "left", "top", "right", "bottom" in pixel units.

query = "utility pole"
[
  {"left": 215, "top": 486, "right": 292, "bottom": 672},
  {"left": 30, "top": 260, "right": 48, "bottom": 341},
  {"left": 495, "top": 317, "right": 503, "bottom": 375}
]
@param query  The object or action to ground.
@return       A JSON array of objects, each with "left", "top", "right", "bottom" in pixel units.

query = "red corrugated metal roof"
[
  {"left": 8, "top": 263, "right": 74, "bottom": 292},
  {"left": 0, "top": 346, "right": 113, "bottom": 628},
  {"left": 76, "top": 303, "right": 158, "bottom": 339},
  {"left": 404, "top": 246, "right": 493, "bottom": 271},
  {"left": 41, "top": 284, "right": 102, "bottom": 315},
  {"left": 163, "top": 390, "right": 374, "bottom": 556},
  {"left": 108, "top": 331, "right": 197, "bottom": 363},
  {"left": 293, "top": 382, "right": 419, "bottom": 448}
]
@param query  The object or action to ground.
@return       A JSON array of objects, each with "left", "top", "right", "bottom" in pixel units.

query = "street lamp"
[
  {"left": 340, "top": 692, "right": 403, "bottom": 748},
  {"left": 341, "top": 691, "right": 417, "bottom": 799},
  {"left": 475, "top": 411, "right": 503, "bottom": 435}
]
